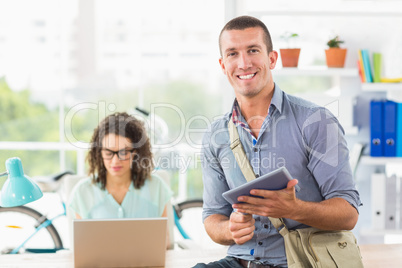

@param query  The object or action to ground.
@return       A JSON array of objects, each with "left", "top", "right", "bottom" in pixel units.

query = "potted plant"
[
  {"left": 279, "top": 32, "right": 301, "bottom": 68},
  {"left": 325, "top": 36, "right": 347, "bottom": 68}
]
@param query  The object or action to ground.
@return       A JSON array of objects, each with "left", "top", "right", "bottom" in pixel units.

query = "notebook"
[{"left": 73, "top": 218, "right": 167, "bottom": 268}]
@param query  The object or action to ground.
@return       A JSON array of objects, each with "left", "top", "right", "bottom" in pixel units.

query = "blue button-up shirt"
[{"left": 201, "top": 84, "right": 362, "bottom": 267}]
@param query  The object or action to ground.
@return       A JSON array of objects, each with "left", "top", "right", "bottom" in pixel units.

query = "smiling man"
[{"left": 195, "top": 16, "right": 362, "bottom": 268}]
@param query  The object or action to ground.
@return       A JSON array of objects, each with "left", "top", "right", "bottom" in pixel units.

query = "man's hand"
[
  {"left": 232, "top": 179, "right": 359, "bottom": 230},
  {"left": 232, "top": 179, "right": 299, "bottom": 218},
  {"left": 229, "top": 211, "right": 255, "bottom": 245}
]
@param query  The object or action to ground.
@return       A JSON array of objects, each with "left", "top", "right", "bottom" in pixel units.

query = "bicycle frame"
[
  {"left": 173, "top": 209, "right": 190, "bottom": 240},
  {"left": 9, "top": 203, "right": 66, "bottom": 254}
]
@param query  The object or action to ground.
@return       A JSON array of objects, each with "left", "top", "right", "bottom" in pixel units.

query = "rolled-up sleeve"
[{"left": 304, "top": 108, "right": 362, "bottom": 211}]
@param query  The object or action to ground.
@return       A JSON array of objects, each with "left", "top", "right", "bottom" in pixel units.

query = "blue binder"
[
  {"left": 397, "top": 102, "right": 402, "bottom": 157},
  {"left": 383, "top": 100, "right": 397, "bottom": 157},
  {"left": 370, "top": 100, "right": 384, "bottom": 156}
]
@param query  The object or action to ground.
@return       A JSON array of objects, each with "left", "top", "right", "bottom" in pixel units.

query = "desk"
[{"left": 0, "top": 243, "right": 401, "bottom": 267}]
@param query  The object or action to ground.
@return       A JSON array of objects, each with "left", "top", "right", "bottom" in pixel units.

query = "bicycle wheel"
[
  {"left": 174, "top": 199, "right": 203, "bottom": 219},
  {"left": 173, "top": 199, "right": 204, "bottom": 241},
  {"left": 0, "top": 206, "right": 63, "bottom": 254}
]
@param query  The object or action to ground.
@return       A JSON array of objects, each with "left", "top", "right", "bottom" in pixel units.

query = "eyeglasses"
[{"left": 101, "top": 148, "right": 135, "bottom": 160}]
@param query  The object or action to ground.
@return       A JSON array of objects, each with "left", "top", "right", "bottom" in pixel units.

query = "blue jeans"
[{"left": 192, "top": 256, "right": 244, "bottom": 268}]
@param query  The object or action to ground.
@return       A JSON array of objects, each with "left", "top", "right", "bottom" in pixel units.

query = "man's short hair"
[{"left": 219, "top": 15, "right": 273, "bottom": 56}]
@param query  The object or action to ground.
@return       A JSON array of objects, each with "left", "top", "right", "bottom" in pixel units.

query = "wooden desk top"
[
  {"left": 0, "top": 243, "right": 400, "bottom": 267},
  {"left": 359, "top": 243, "right": 402, "bottom": 268}
]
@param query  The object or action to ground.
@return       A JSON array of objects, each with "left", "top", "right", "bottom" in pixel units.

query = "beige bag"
[
  {"left": 228, "top": 120, "right": 364, "bottom": 268},
  {"left": 269, "top": 218, "right": 363, "bottom": 268}
]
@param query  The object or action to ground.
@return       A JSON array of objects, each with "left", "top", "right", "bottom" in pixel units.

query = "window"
[
  {"left": 2, "top": 0, "right": 402, "bottom": 199},
  {"left": 0, "top": 0, "right": 224, "bottom": 200}
]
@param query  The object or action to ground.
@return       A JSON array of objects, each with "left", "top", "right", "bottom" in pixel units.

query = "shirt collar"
[
  {"left": 100, "top": 180, "right": 135, "bottom": 195},
  {"left": 231, "top": 99, "right": 246, "bottom": 126},
  {"left": 230, "top": 83, "right": 284, "bottom": 124},
  {"left": 271, "top": 83, "right": 283, "bottom": 114}
]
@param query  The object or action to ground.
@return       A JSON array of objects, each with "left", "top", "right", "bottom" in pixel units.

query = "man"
[{"left": 196, "top": 16, "right": 361, "bottom": 268}]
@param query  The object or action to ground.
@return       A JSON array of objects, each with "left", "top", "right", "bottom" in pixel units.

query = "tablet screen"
[{"left": 222, "top": 167, "right": 300, "bottom": 204}]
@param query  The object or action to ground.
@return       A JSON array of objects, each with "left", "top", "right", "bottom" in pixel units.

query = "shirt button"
[
  {"left": 253, "top": 147, "right": 258, "bottom": 152},
  {"left": 118, "top": 207, "right": 123, "bottom": 218},
  {"left": 264, "top": 224, "right": 269, "bottom": 229},
  {"left": 258, "top": 241, "right": 263, "bottom": 246}
]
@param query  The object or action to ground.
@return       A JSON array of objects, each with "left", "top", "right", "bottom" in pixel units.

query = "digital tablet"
[{"left": 222, "top": 167, "right": 300, "bottom": 205}]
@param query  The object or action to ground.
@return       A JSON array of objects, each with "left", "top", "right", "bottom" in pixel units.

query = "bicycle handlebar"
[{"left": 135, "top": 107, "right": 150, "bottom": 116}]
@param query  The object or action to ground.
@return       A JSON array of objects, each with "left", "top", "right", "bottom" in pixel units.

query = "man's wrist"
[{"left": 287, "top": 198, "right": 306, "bottom": 222}]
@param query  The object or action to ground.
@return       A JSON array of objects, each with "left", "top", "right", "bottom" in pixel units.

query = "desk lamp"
[{"left": 0, "top": 157, "right": 43, "bottom": 207}]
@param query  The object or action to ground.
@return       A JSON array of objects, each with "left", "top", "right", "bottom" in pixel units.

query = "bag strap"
[
  {"left": 227, "top": 119, "right": 288, "bottom": 234},
  {"left": 228, "top": 119, "right": 256, "bottom": 182}
]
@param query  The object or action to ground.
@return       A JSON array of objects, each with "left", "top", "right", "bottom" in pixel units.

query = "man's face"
[{"left": 219, "top": 27, "right": 277, "bottom": 99}]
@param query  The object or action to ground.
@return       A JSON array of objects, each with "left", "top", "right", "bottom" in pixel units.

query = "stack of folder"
[
  {"left": 370, "top": 99, "right": 402, "bottom": 157},
  {"left": 371, "top": 173, "right": 402, "bottom": 230}
]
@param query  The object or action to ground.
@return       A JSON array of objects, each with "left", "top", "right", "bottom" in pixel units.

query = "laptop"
[{"left": 73, "top": 218, "right": 168, "bottom": 268}]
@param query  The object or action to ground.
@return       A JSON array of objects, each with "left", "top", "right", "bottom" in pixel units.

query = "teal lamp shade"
[{"left": 0, "top": 157, "right": 43, "bottom": 207}]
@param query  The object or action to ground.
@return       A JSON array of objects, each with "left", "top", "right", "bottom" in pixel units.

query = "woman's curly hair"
[{"left": 87, "top": 112, "right": 154, "bottom": 189}]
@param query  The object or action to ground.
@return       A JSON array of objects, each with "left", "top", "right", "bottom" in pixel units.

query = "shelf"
[
  {"left": 344, "top": 126, "right": 359, "bottom": 135},
  {"left": 360, "top": 156, "right": 402, "bottom": 165},
  {"left": 361, "top": 83, "right": 402, "bottom": 92},
  {"left": 360, "top": 228, "right": 402, "bottom": 236},
  {"left": 273, "top": 66, "right": 358, "bottom": 77}
]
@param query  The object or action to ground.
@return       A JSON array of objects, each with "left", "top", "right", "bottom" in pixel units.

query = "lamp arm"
[{"left": 0, "top": 171, "right": 8, "bottom": 177}]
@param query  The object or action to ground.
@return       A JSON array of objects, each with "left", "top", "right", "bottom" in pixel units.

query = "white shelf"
[
  {"left": 360, "top": 156, "right": 402, "bottom": 165},
  {"left": 272, "top": 66, "right": 359, "bottom": 136},
  {"left": 344, "top": 126, "right": 359, "bottom": 136},
  {"left": 273, "top": 66, "right": 358, "bottom": 77},
  {"left": 360, "top": 228, "right": 402, "bottom": 236},
  {"left": 361, "top": 83, "right": 402, "bottom": 92}
]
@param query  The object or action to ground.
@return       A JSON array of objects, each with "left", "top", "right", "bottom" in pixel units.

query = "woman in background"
[{"left": 69, "top": 112, "right": 172, "bottom": 222}]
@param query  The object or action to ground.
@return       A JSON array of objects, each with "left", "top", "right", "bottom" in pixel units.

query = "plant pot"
[
  {"left": 280, "top": 48, "right": 301, "bottom": 67},
  {"left": 325, "top": 48, "right": 347, "bottom": 68}
]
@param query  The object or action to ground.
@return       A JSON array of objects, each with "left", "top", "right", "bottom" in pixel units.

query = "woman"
[{"left": 69, "top": 112, "right": 172, "bottom": 221}]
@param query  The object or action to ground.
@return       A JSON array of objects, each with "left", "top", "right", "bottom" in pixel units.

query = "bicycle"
[
  {"left": 0, "top": 170, "right": 72, "bottom": 254},
  {"left": 172, "top": 198, "right": 203, "bottom": 240},
  {"left": 0, "top": 171, "right": 203, "bottom": 254},
  {"left": 132, "top": 106, "right": 207, "bottom": 244}
]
